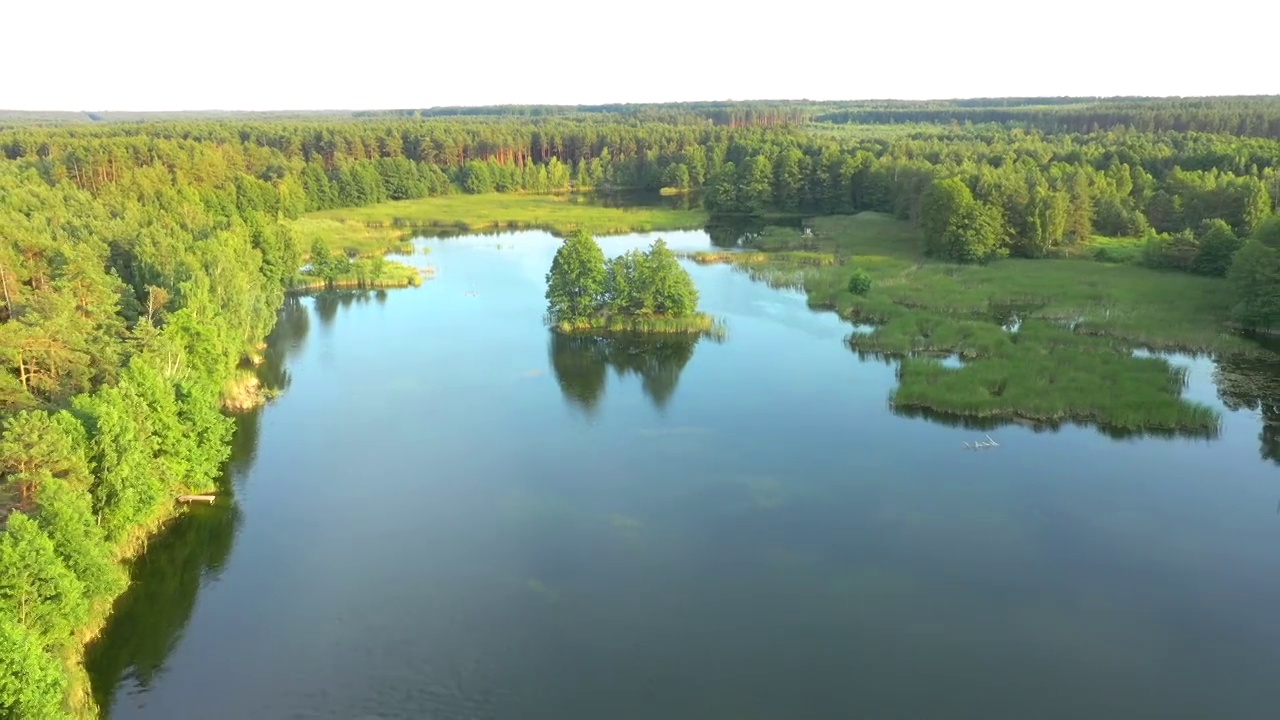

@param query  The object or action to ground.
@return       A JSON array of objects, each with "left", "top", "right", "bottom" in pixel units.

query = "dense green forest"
[{"left": 2, "top": 96, "right": 1280, "bottom": 717}]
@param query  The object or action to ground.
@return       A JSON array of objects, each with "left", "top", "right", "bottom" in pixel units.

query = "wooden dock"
[{"left": 177, "top": 494, "right": 217, "bottom": 504}]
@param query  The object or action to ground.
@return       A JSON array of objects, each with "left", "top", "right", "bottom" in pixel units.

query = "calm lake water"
[{"left": 88, "top": 230, "right": 1280, "bottom": 720}]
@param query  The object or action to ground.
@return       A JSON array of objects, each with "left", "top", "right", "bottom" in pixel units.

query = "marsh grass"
[
  {"left": 886, "top": 324, "right": 1220, "bottom": 434},
  {"left": 289, "top": 260, "right": 423, "bottom": 293},
  {"left": 727, "top": 212, "right": 1261, "bottom": 432},
  {"left": 555, "top": 313, "right": 724, "bottom": 338},
  {"left": 687, "top": 250, "right": 835, "bottom": 266},
  {"left": 288, "top": 217, "right": 413, "bottom": 256},
  {"left": 306, "top": 193, "right": 707, "bottom": 250}
]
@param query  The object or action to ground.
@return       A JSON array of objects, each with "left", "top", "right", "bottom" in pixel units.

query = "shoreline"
[
  {"left": 64, "top": 486, "right": 212, "bottom": 717},
  {"left": 552, "top": 313, "right": 724, "bottom": 338}
]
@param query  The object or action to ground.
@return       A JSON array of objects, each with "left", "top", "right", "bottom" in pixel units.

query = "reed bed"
[{"left": 555, "top": 313, "right": 724, "bottom": 339}]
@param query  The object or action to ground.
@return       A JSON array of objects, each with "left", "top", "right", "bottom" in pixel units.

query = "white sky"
[{"left": 4, "top": 0, "right": 1276, "bottom": 111}]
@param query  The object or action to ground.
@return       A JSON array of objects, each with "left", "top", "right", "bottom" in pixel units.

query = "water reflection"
[
  {"left": 312, "top": 289, "right": 383, "bottom": 330},
  {"left": 586, "top": 189, "right": 699, "bottom": 211},
  {"left": 85, "top": 503, "right": 242, "bottom": 714},
  {"left": 1215, "top": 354, "right": 1280, "bottom": 464},
  {"left": 225, "top": 298, "right": 311, "bottom": 481},
  {"left": 704, "top": 215, "right": 805, "bottom": 248},
  {"left": 87, "top": 298, "right": 308, "bottom": 714},
  {"left": 257, "top": 295, "right": 310, "bottom": 395},
  {"left": 549, "top": 332, "right": 708, "bottom": 413}
]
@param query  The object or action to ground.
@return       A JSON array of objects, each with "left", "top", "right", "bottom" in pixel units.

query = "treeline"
[
  {"left": 5, "top": 114, "right": 1279, "bottom": 223},
  {"left": 812, "top": 97, "right": 1280, "bottom": 140},
  {"left": 0, "top": 140, "right": 300, "bottom": 713},
  {"left": 4, "top": 110, "right": 1278, "bottom": 324},
  {"left": 19, "top": 96, "right": 1276, "bottom": 137}
]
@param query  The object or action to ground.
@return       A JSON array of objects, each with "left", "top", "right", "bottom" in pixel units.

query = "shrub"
[{"left": 848, "top": 268, "right": 873, "bottom": 296}]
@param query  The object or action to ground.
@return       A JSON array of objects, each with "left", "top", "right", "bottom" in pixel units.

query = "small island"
[{"left": 545, "top": 230, "right": 720, "bottom": 335}]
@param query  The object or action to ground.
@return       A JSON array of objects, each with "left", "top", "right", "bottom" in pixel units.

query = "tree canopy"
[{"left": 546, "top": 233, "right": 701, "bottom": 330}]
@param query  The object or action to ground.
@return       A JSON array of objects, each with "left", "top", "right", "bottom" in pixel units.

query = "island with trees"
[{"left": 545, "top": 230, "right": 719, "bottom": 335}]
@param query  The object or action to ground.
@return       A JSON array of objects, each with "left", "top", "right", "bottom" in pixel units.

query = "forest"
[{"left": 2, "top": 95, "right": 1280, "bottom": 717}]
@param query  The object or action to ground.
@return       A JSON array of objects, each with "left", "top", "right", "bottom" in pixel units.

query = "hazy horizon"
[
  {"left": 3, "top": 94, "right": 1278, "bottom": 116},
  {"left": 6, "top": 0, "right": 1276, "bottom": 112}
]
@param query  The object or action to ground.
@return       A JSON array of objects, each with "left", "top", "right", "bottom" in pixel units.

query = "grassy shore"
[
  {"left": 554, "top": 313, "right": 724, "bottom": 338},
  {"left": 726, "top": 212, "right": 1254, "bottom": 433},
  {"left": 290, "top": 262, "right": 425, "bottom": 294},
  {"left": 301, "top": 193, "right": 708, "bottom": 253}
]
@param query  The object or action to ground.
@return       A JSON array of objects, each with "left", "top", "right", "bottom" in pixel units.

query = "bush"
[{"left": 848, "top": 268, "right": 873, "bottom": 296}]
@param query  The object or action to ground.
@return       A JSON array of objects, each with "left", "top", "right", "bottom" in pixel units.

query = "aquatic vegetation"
[
  {"left": 554, "top": 314, "right": 722, "bottom": 336},
  {"left": 291, "top": 257, "right": 422, "bottom": 293},
  {"left": 888, "top": 326, "right": 1221, "bottom": 433},
  {"left": 727, "top": 213, "right": 1259, "bottom": 432}
]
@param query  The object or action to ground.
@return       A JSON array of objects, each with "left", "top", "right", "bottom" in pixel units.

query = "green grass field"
[
  {"left": 299, "top": 193, "right": 708, "bottom": 254},
  {"left": 736, "top": 212, "right": 1250, "bottom": 433}
]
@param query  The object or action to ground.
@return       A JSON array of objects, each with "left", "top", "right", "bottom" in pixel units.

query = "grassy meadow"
[
  {"left": 299, "top": 193, "right": 708, "bottom": 254},
  {"left": 718, "top": 212, "right": 1252, "bottom": 433}
]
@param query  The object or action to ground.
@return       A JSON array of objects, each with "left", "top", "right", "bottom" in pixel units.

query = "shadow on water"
[
  {"left": 86, "top": 298, "right": 310, "bottom": 715},
  {"left": 311, "top": 289, "right": 386, "bottom": 330},
  {"left": 225, "top": 297, "right": 312, "bottom": 482},
  {"left": 1216, "top": 353, "right": 1280, "bottom": 464},
  {"left": 584, "top": 189, "right": 701, "bottom": 211},
  {"left": 256, "top": 296, "right": 311, "bottom": 395},
  {"left": 704, "top": 215, "right": 805, "bottom": 248},
  {"left": 85, "top": 501, "right": 242, "bottom": 715},
  {"left": 549, "top": 331, "right": 714, "bottom": 413}
]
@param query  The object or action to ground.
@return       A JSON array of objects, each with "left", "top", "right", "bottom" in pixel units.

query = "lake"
[{"left": 88, "top": 229, "right": 1280, "bottom": 719}]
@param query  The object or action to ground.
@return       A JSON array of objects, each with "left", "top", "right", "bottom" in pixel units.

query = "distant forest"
[{"left": 7, "top": 96, "right": 1280, "bottom": 138}]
